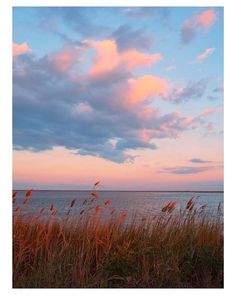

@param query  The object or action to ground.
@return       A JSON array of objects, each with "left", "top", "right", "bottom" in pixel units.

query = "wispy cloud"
[
  {"left": 181, "top": 9, "right": 217, "bottom": 44},
  {"left": 165, "top": 79, "right": 209, "bottom": 103},
  {"left": 199, "top": 108, "right": 215, "bottom": 117},
  {"left": 161, "top": 166, "right": 211, "bottom": 174},
  {"left": 39, "top": 7, "right": 109, "bottom": 38},
  {"left": 111, "top": 25, "right": 154, "bottom": 52},
  {"left": 189, "top": 158, "right": 211, "bottom": 164},
  {"left": 197, "top": 48, "right": 215, "bottom": 62},
  {"left": 190, "top": 47, "right": 216, "bottom": 64},
  {"left": 122, "top": 7, "right": 171, "bottom": 21}
]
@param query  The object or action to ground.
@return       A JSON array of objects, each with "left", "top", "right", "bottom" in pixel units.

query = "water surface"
[{"left": 13, "top": 190, "right": 223, "bottom": 223}]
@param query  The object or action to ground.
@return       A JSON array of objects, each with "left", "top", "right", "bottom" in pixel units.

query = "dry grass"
[{"left": 13, "top": 186, "right": 223, "bottom": 288}]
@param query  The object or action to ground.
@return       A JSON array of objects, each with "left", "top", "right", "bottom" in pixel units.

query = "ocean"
[{"left": 13, "top": 190, "right": 223, "bottom": 223}]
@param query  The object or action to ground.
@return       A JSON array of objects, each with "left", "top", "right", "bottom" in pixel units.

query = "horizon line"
[{"left": 13, "top": 189, "right": 224, "bottom": 193}]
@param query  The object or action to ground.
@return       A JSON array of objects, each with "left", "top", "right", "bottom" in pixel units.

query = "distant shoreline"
[{"left": 13, "top": 189, "right": 224, "bottom": 193}]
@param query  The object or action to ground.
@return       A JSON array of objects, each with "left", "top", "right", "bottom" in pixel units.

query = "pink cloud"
[
  {"left": 199, "top": 108, "right": 215, "bottom": 117},
  {"left": 195, "top": 10, "right": 217, "bottom": 29},
  {"left": 50, "top": 51, "right": 76, "bottom": 72},
  {"left": 121, "top": 50, "right": 162, "bottom": 68},
  {"left": 181, "top": 9, "right": 217, "bottom": 44},
  {"left": 36, "top": 39, "right": 162, "bottom": 80},
  {"left": 175, "top": 87, "right": 185, "bottom": 95},
  {"left": 197, "top": 48, "right": 215, "bottom": 62},
  {"left": 178, "top": 116, "right": 194, "bottom": 128},
  {"left": 74, "top": 102, "right": 93, "bottom": 114},
  {"left": 84, "top": 39, "right": 162, "bottom": 77},
  {"left": 126, "top": 75, "right": 169, "bottom": 105},
  {"left": 140, "top": 129, "right": 152, "bottom": 142},
  {"left": 84, "top": 40, "right": 119, "bottom": 75},
  {"left": 199, "top": 106, "right": 222, "bottom": 118},
  {"left": 136, "top": 107, "right": 159, "bottom": 121},
  {"left": 13, "top": 42, "right": 31, "bottom": 57},
  {"left": 49, "top": 46, "right": 87, "bottom": 73}
]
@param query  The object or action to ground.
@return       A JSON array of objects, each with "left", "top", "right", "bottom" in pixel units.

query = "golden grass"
[{"left": 13, "top": 187, "right": 223, "bottom": 288}]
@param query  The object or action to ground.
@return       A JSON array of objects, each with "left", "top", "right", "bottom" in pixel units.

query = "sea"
[{"left": 13, "top": 190, "right": 224, "bottom": 223}]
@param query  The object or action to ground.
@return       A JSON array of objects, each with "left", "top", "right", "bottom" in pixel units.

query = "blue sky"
[{"left": 13, "top": 7, "right": 223, "bottom": 190}]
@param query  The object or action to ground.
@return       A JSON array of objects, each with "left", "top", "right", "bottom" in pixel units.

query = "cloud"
[
  {"left": 13, "top": 42, "right": 31, "bottom": 57},
  {"left": 162, "top": 166, "right": 211, "bottom": 174},
  {"left": 74, "top": 102, "right": 93, "bottom": 114},
  {"left": 181, "top": 9, "right": 217, "bottom": 44},
  {"left": 189, "top": 158, "right": 211, "bottom": 163},
  {"left": 199, "top": 108, "right": 215, "bottom": 117},
  {"left": 165, "top": 79, "right": 208, "bottom": 103},
  {"left": 139, "top": 113, "right": 194, "bottom": 141},
  {"left": 111, "top": 25, "right": 154, "bottom": 51},
  {"left": 122, "top": 7, "right": 170, "bottom": 20},
  {"left": 196, "top": 48, "right": 215, "bottom": 62},
  {"left": 197, "top": 106, "right": 222, "bottom": 121},
  {"left": 13, "top": 45, "right": 196, "bottom": 163},
  {"left": 122, "top": 8, "right": 173, "bottom": 30},
  {"left": 192, "top": 106, "right": 222, "bottom": 132},
  {"left": 49, "top": 45, "right": 85, "bottom": 72},
  {"left": 39, "top": 7, "right": 109, "bottom": 38},
  {"left": 84, "top": 39, "right": 162, "bottom": 78},
  {"left": 126, "top": 75, "right": 169, "bottom": 106},
  {"left": 195, "top": 9, "right": 217, "bottom": 28}
]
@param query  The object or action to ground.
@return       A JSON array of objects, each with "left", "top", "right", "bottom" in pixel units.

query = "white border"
[
  {"left": 1, "top": 0, "right": 235, "bottom": 294},
  {"left": 0, "top": 0, "right": 12, "bottom": 293},
  {"left": 10, "top": 0, "right": 226, "bottom": 7}
]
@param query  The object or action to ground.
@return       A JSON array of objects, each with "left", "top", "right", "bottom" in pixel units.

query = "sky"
[{"left": 13, "top": 7, "right": 223, "bottom": 190}]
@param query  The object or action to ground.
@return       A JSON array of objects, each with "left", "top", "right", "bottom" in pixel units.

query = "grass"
[{"left": 13, "top": 186, "right": 223, "bottom": 288}]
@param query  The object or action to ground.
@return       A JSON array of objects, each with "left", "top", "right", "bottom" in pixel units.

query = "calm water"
[{"left": 13, "top": 190, "right": 223, "bottom": 223}]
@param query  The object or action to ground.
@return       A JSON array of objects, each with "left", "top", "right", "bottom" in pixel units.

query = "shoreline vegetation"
[{"left": 13, "top": 184, "right": 223, "bottom": 288}]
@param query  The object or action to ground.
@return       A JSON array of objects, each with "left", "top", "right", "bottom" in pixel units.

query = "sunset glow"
[{"left": 13, "top": 7, "right": 223, "bottom": 190}]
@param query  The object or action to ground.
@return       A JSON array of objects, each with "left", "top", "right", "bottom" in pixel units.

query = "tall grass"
[{"left": 13, "top": 186, "right": 223, "bottom": 288}]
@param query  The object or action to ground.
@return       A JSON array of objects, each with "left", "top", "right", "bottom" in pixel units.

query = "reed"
[{"left": 13, "top": 188, "right": 223, "bottom": 288}]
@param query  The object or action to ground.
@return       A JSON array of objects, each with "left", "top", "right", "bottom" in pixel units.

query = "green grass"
[{"left": 13, "top": 189, "right": 223, "bottom": 288}]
